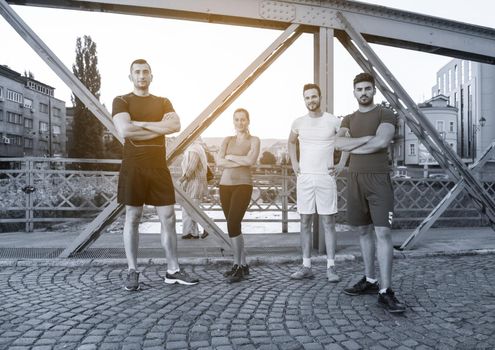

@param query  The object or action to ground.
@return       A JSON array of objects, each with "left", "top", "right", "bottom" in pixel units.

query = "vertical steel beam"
[
  {"left": 312, "top": 27, "right": 334, "bottom": 252},
  {"left": 314, "top": 27, "right": 334, "bottom": 113},
  {"left": 400, "top": 142, "right": 495, "bottom": 250},
  {"left": 0, "top": 0, "right": 122, "bottom": 142},
  {"left": 335, "top": 12, "right": 495, "bottom": 232},
  {"left": 60, "top": 23, "right": 303, "bottom": 256}
]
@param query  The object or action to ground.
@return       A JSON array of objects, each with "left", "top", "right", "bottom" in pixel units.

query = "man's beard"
[
  {"left": 358, "top": 97, "right": 373, "bottom": 106},
  {"left": 307, "top": 102, "right": 320, "bottom": 111}
]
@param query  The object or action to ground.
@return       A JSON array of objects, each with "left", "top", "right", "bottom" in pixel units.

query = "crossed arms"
[
  {"left": 217, "top": 136, "right": 261, "bottom": 168},
  {"left": 113, "top": 111, "right": 181, "bottom": 141},
  {"left": 335, "top": 122, "right": 395, "bottom": 154},
  {"left": 289, "top": 122, "right": 394, "bottom": 174}
]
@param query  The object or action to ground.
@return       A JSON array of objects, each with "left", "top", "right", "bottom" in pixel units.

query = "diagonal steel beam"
[
  {"left": 335, "top": 11, "right": 495, "bottom": 228},
  {"left": 0, "top": 0, "right": 122, "bottom": 143},
  {"left": 0, "top": 0, "right": 232, "bottom": 255},
  {"left": 60, "top": 185, "right": 231, "bottom": 257},
  {"left": 60, "top": 23, "right": 303, "bottom": 257},
  {"left": 400, "top": 142, "right": 495, "bottom": 250},
  {"left": 167, "top": 23, "right": 302, "bottom": 160}
]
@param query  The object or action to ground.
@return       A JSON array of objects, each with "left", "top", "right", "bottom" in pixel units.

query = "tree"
[
  {"left": 69, "top": 35, "right": 105, "bottom": 160},
  {"left": 259, "top": 150, "right": 277, "bottom": 165},
  {"left": 23, "top": 70, "right": 35, "bottom": 79}
]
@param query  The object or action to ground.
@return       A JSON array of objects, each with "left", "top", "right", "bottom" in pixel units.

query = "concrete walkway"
[{"left": 0, "top": 226, "right": 494, "bottom": 265}]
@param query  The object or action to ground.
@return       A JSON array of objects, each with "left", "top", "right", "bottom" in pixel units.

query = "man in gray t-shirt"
[{"left": 335, "top": 73, "right": 405, "bottom": 314}]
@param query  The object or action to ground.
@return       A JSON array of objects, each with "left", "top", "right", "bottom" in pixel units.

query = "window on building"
[
  {"left": 409, "top": 144, "right": 416, "bottom": 156},
  {"left": 436, "top": 121, "right": 444, "bottom": 132},
  {"left": 454, "top": 64, "right": 459, "bottom": 88},
  {"left": 7, "top": 89, "right": 23, "bottom": 104},
  {"left": 24, "top": 118, "right": 33, "bottom": 129},
  {"left": 448, "top": 69, "right": 452, "bottom": 91},
  {"left": 437, "top": 77, "right": 441, "bottom": 94},
  {"left": 449, "top": 121, "right": 455, "bottom": 133},
  {"left": 7, "top": 134, "right": 22, "bottom": 146},
  {"left": 461, "top": 61, "right": 465, "bottom": 83},
  {"left": 27, "top": 81, "right": 54, "bottom": 96},
  {"left": 468, "top": 61, "right": 472, "bottom": 80},
  {"left": 398, "top": 145, "right": 402, "bottom": 157},
  {"left": 39, "top": 140, "right": 48, "bottom": 150},
  {"left": 0, "top": 109, "right": 3, "bottom": 121},
  {"left": 39, "top": 103, "right": 49, "bottom": 114},
  {"left": 0, "top": 86, "right": 3, "bottom": 99},
  {"left": 39, "top": 121, "right": 49, "bottom": 132},
  {"left": 52, "top": 125, "right": 61, "bottom": 135},
  {"left": 24, "top": 138, "right": 33, "bottom": 148},
  {"left": 23, "top": 98, "right": 33, "bottom": 109},
  {"left": 443, "top": 73, "right": 446, "bottom": 93},
  {"left": 453, "top": 92, "right": 458, "bottom": 108},
  {"left": 468, "top": 85, "right": 473, "bottom": 138},
  {"left": 7, "top": 112, "right": 23, "bottom": 125},
  {"left": 53, "top": 107, "right": 61, "bottom": 117}
]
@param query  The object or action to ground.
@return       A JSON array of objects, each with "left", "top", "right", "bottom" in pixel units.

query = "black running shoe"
[
  {"left": 378, "top": 288, "right": 406, "bottom": 313},
  {"left": 124, "top": 269, "right": 140, "bottom": 291},
  {"left": 164, "top": 269, "right": 199, "bottom": 285},
  {"left": 182, "top": 233, "right": 199, "bottom": 240},
  {"left": 227, "top": 265, "right": 244, "bottom": 283},
  {"left": 242, "top": 264, "right": 249, "bottom": 276},
  {"left": 343, "top": 276, "right": 379, "bottom": 296},
  {"left": 223, "top": 264, "right": 239, "bottom": 277}
]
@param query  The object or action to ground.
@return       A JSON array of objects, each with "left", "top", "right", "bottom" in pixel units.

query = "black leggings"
[{"left": 219, "top": 185, "right": 252, "bottom": 238}]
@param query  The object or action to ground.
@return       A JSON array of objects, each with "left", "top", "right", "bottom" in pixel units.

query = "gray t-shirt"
[{"left": 341, "top": 106, "right": 396, "bottom": 173}]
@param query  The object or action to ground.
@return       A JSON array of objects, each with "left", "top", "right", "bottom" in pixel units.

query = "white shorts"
[{"left": 296, "top": 173, "right": 338, "bottom": 215}]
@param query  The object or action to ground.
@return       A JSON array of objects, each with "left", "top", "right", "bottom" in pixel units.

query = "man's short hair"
[
  {"left": 353, "top": 73, "right": 375, "bottom": 87},
  {"left": 303, "top": 83, "right": 321, "bottom": 97},
  {"left": 130, "top": 59, "right": 151, "bottom": 73}
]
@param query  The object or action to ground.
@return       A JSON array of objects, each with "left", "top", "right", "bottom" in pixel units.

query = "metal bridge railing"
[{"left": 0, "top": 157, "right": 491, "bottom": 232}]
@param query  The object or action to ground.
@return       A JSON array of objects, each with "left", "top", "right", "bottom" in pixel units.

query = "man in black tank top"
[
  {"left": 335, "top": 73, "right": 405, "bottom": 313},
  {"left": 112, "top": 59, "right": 198, "bottom": 291}
]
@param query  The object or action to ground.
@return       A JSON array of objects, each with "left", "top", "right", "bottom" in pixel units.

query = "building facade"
[
  {"left": 404, "top": 95, "right": 457, "bottom": 165},
  {"left": 432, "top": 59, "right": 494, "bottom": 162},
  {"left": 0, "top": 65, "right": 66, "bottom": 158}
]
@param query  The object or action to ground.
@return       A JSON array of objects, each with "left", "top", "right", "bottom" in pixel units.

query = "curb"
[{"left": 1, "top": 249, "right": 494, "bottom": 267}]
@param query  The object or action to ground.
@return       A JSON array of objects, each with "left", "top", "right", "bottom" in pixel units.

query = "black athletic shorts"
[
  {"left": 117, "top": 165, "right": 175, "bottom": 206},
  {"left": 346, "top": 172, "right": 394, "bottom": 228}
]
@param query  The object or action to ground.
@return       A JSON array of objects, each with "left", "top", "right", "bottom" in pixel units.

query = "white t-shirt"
[{"left": 291, "top": 112, "right": 341, "bottom": 174}]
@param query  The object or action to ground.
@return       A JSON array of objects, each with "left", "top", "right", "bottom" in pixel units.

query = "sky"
[{"left": 1, "top": 0, "right": 494, "bottom": 139}]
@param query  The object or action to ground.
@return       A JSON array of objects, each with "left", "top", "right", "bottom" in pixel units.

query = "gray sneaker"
[
  {"left": 290, "top": 266, "right": 314, "bottom": 280},
  {"left": 124, "top": 269, "right": 140, "bottom": 291},
  {"left": 326, "top": 266, "right": 340, "bottom": 283},
  {"left": 164, "top": 269, "right": 199, "bottom": 285}
]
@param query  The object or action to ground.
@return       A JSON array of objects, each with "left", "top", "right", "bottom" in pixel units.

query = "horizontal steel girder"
[{"left": 6, "top": 0, "right": 495, "bottom": 64}]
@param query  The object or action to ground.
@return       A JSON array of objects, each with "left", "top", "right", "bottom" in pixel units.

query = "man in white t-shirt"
[{"left": 288, "top": 83, "right": 343, "bottom": 281}]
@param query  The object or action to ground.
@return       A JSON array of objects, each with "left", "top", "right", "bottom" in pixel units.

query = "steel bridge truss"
[{"left": 1, "top": 0, "right": 494, "bottom": 256}]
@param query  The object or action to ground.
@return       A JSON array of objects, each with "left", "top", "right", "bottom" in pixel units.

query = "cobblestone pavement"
[{"left": 0, "top": 254, "right": 494, "bottom": 350}]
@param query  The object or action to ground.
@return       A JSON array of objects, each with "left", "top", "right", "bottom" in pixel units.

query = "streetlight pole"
[{"left": 473, "top": 116, "right": 486, "bottom": 161}]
